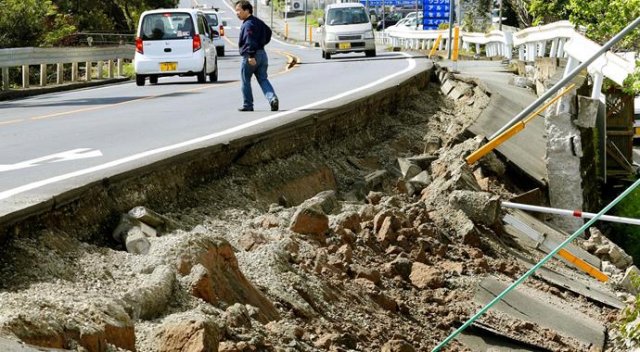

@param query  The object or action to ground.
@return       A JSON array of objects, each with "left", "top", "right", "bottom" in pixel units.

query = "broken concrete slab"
[
  {"left": 474, "top": 276, "right": 606, "bottom": 349},
  {"left": 521, "top": 258, "right": 625, "bottom": 309},
  {"left": 503, "top": 209, "right": 600, "bottom": 268},
  {"left": 457, "top": 323, "right": 550, "bottom": 351}
]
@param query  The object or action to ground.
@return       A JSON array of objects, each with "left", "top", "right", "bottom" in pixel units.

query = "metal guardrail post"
[
  {"left": 22, "top": 65, "right": 29, "bottom": 88},
  {"left": 488, "top": 15, "right": 640, "bottom": 140},
  {"left": 117, "top": 58, "right": 123, "bottom": 77},
  {"left": 108, "top": 60, "right": 115, "bottom": 79},
  {"left": 85, "top": 61, "right": 92, "bottom": 82},
  {"left": 56, "top": 63, "right": 63, "bottom": 84},
  {"left": 1, "top": 67, "right": 8, "bottom": 90},
  {"left": 40, "top": 64, "right": 47, "bottom": 86},
  {"left": 72, "top": 62, "right": 78, "bottom": 82}
]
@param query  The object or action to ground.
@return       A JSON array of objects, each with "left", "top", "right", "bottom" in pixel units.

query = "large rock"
[
  {"left": 409, "top": 262, "right": 444, "bottom": 289},
  {"left": 448, "top": 190, "right": 500, "bottom": 225},
  {"left": 154, "top": 311, "right": 219, "bottom": 352},
  {"left": 289, "top": 205, "right": 329, "bottom": 238},
  {"left": 166, "top": 235, "right": 279, "bottom": 323},
  {"left": 122, "top": 264, "right": 175, "bottom": 320}
]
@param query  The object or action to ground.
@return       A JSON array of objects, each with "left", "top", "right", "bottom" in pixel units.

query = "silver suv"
[{"left": 134, "top": 9, "right": 218, "bottom": 86}]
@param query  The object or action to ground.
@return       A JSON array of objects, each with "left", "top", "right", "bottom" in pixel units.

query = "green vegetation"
[
  {"left": 608, "top": 188, "right": 640, "bottom": 265},
  {"left": 305, "top": 9, "right": 324, "bottom": 27},
  {"left": 0, "top": 0, "right": 179, "bottom": 48},
  {"left": 529, "top": 0, "right": 570, "bottom": 25}
]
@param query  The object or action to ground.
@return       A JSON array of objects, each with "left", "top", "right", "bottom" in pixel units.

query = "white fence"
[
  {"left": 383, "top": 20, "right": 637, "bottom": 99},
  {"left": 0, "top": 45, "right": 134, "bottom": 91}
]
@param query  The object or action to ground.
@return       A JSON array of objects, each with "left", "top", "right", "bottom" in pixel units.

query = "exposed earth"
[{"left": 0, "top": 71, "right": 635, "bottom": 351}]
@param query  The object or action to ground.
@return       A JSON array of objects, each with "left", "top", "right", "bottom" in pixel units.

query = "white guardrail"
[
  {"left": 382, "top": 20, "right": 636, "bottom": 98},
  {"left": 0, "top": 45, "right": 134, "bottom": 91}
]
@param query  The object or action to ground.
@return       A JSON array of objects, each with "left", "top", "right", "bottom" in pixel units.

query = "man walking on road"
[{"left": 235, "top": 0, "right": 279, "bottom": 112}]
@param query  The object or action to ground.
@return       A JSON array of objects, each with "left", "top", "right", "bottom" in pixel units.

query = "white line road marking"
[
  {"left": 0, "top": 149, "right": 103, "bottom": 173},
  {"left": 0, "top": 53, "right": 417, "bottom": 201}
]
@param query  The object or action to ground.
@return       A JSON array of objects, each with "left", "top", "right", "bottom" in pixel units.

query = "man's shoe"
[
  {"left": 270, "top": 98, "right": 279, "bottom": 112},
  {"left": 238, "top": 107, "right": 254, "bottom": 112}
]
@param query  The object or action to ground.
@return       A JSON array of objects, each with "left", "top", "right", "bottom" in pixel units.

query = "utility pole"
[
  {"left": 447, "top": 0, "right": 454, "bottom": 59},
  {"left": 498, "top": 0, "right": 503, "bottom": 31},
  {"left": 304, "top": 0, "right": 308, "bottom": 42}
]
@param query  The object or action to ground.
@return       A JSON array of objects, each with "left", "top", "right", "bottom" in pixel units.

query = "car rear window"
[
  {"left": 204, "top": 13, "right": 219, "bottom": 27},
  {"left": 140, "top": 12, "right": 195, "bottom": 40}
]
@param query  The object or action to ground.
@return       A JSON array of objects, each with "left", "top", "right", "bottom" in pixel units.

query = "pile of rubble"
[{"left": 0, "top": 72, "right": 636, "bottom": 351}]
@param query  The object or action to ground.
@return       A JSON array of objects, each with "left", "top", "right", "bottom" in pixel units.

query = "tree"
[
  {"left": 505, "top": 0, "right": 532, "bottom": 27},
  {"left": 0, "top": 0, "right": 75, "bottom": 48},
  {"left": 529, "top": 0, "right": 569, "bottom": 25},
  {"left": 568, "top": 0, "right": 640, "bottom": 50}
]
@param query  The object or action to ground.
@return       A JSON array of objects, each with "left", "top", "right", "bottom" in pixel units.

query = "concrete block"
[
  {"left": 125, "top": 227, "right": 151, "bottom": 255},
  {"left": 397, "top": 158, "right": 421, "bottom": 180},
  {"left": 440, "top": 79, "right": 455, "bottom": 95},
  {"left": 621, "top": 265, "right": 640, "bottom": 295},
  {"left": 576, "top": 96, "right": 599, "bottom": 128}
]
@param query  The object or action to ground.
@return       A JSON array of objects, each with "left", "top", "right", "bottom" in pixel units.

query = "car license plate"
[
  {"left": 160, "top": 62, "right": 177, "bottom": 71},
  {"left": 338, "top": 42, "right": 351, "bottom": 49}
]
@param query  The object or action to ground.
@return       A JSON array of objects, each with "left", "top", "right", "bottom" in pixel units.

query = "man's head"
[{"left": 235, "top": 0, "right": 253, "bottom": 20}]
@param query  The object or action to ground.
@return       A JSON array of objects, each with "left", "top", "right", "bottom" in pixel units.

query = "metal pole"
[
  {"left": 488, "top": 15, "right": 640, "bottom": 140},
  {"left": 415, "top": 0, "right": 418, "bottom": 30},
  {"left": 447, "top": 0, "right": 453, "bottom": 59},
  {"left": 502, "top": 201, "right": 640, "bottom": 226},
  {"left": 498, "top": 0, "right": 502, "bottom": 31},
  {"left": 432, "top": 177, "right": 640, "bottom": 351},
  {"left": 304, "top": 0, "right": 308, "bottom": 42}
]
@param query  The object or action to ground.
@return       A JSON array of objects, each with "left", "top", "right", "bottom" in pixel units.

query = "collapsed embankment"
[{"left": 0, "top": 62, "right": 634, "bottom": 351}]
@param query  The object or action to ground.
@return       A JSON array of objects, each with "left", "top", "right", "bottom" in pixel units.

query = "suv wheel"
[
  {"left": 149, "top": 75, "right": 158, "bottom": 84},
  {"left": 217, "top": 47, "right": 225, "bottom": 57},
  {"left": 365, "top": 50, "right": 376, "bottom": 57},
  {"left": 197, "top": 64, "right": 206, "bottom": 83},
  {"left": 325, "top": 51, "right": 331, "bottom": 60},
  {"left": 136, "top": 74, "right": 145, "bottom": 86},
  {"left": 209, "top": 59, "right": 218, "bottom": 82}
]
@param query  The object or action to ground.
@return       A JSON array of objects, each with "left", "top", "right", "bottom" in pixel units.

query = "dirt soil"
[{"left": 0, "top": 79, "right": 631, "bottom": 351}]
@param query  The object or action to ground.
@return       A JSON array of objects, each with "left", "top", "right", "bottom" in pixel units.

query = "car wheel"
[
  {"left": 325, "top": 52, "right": 331, "bottom": 60},
  {"left": 365, "top": 50, "right": 376, "bottom": 57},
  {"left": 321, "top": 50, "right": 325, "bottom": 59},
  {"left": 136, "top": 74, "right": 145, "bottom": 86},
  {"left": 197, "top": 63, "right": 206, "bottom": 83},
  {"left": 217, "top": 47, "right": 225, "bottom": 57},
  {"left": 209, "top": 59, "right": 218, "bottom": 82},
  {"left": 149, "top": 75, "right": 158, "bottom": 84}
]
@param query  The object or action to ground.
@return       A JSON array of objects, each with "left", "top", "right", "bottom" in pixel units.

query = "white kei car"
[
  {"left": 202, "top": 8, "right": 226, "bottom": 57},
  {"left": 134, "top": 9, "right": 218, "bottom": 86}
]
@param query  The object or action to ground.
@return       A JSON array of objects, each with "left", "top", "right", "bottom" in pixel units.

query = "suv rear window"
[
  {"left": 204, "top": 13, "right": 219, "bottom": 27},
  {"left": 140, "top": 12, "right": 194, "bottom": 40}
]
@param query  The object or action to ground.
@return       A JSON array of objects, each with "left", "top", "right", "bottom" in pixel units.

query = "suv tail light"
[
  {"left": 135, "top": 37, "right": 143, "bottom": 54},
  {"left": 219, "top": 25, "right": 225, "bottom": 36},
  {"left": 193, "top": 35, "right": 202, "bottom": 52}
]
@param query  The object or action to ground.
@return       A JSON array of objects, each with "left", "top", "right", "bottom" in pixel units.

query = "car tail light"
[
  {"left": 219, "top": 25, "right": 224, "bottom": 36},
  {"left": 135, "top": 37, "right": 143, "bottom": 54},
  {"left": 193, "top": 35, "right": 202, "bottom": 52}
]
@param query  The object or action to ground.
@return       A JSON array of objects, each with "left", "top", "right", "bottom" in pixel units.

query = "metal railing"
[
  {"left": 383, "top": 20, "right": 636, "bottom": 98},
  {"left": 0, "top": 45, "right": 135, "bottom": 91}
]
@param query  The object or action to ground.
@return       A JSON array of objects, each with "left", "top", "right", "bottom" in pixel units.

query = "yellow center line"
[
  {"left": 0, "top": 119, "right": 24, "bottom": 126},
  {"left": 30, "top": 95, "right": 157, "bottom": 121}
]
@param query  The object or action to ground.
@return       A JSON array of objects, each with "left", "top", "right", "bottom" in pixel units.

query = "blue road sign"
[{"left": 423, "top": 0, "right": 449, "bottom": 30}]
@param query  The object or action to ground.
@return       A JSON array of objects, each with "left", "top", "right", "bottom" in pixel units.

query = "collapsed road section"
[{"left": 0, "top": 62, "right": 636, "bottom": 351}]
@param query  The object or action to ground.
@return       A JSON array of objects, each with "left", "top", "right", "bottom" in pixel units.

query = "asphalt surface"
[
  {"left": 440, "top": 60, "right": 546, "bottom": 185},
  {"left": 0, "top": 0, "right": 432, "bottom": 218}
]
